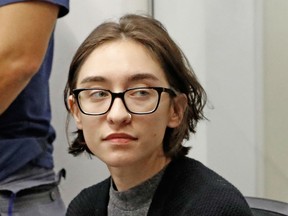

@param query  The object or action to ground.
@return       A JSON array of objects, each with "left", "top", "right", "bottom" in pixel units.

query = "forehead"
[{"left": 76, "top": 39, "right": 168, "bottom": 87}]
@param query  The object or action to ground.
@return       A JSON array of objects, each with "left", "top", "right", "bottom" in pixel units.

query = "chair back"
[{"left": 245, "top": 197, "right": 288, "bottom": 216}]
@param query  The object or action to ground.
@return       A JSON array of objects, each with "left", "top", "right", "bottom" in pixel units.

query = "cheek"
[
  {"left": 141, "top": 114, "right": 169, "bottom": 142},
  {"left": 80, "top": 117, "right": 101, "bottom": 142}
]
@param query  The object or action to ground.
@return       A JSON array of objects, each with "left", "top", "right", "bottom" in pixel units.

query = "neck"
[{"left": 108, "top": 155, "right": 171, "bottom": 192}]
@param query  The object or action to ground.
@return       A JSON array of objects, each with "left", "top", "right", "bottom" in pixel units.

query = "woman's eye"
[
  {"left": 132, "top": 89, "right": 150, "bottom": 97},
  {"left": 90, "top": 90, "right": 109, "bottom": 99}
]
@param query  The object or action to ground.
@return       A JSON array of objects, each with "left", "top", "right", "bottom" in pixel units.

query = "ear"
[
  {"left": 68, "top": 95, "right": 83, "bottom": 130},
  {"left": 167, "top": 93, "right": 187, "bottom": 128}
]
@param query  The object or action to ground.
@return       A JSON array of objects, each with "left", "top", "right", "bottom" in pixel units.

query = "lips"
[{"left": 103, "top": 133, "right": 137, "bottom": 144}]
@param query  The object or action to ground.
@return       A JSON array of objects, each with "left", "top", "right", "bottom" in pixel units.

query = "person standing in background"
[{"left": 0, "top": 1, "right": 69, "bottom": 215}]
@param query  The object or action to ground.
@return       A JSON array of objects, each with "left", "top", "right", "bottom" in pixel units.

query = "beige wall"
[{"left": 264, "top": 0, "right": 288, "bottom": 202}]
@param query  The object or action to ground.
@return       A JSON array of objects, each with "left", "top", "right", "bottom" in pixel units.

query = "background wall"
[
  {"left": 51, "top": 0, "right": 288, "bottom": 206},
  {"left": 263, "top": 0, "right": 288, "bottom": 202},
  {"left": 153, "top": 0, "right": 260, "bottom": 198}
]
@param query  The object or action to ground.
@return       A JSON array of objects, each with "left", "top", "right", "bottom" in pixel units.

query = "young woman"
[{"left": 64, "top": 14, "right": 252, "bottom": 216}]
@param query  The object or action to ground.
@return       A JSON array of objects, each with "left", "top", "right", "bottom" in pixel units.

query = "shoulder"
[
  {"left": 167, "top": 157, "right": 243, "bottom": 192},
  {"left": 152, "top": 157, "right": 253, "bottom": 215},
  {"left": 66, "top": 178, "right": 110, "bottom": 216},
  {"left": 48, "top": 0, "right": 70, "bottom": 17},
  {"left": 0, "top": 0, "right": 69, "bottom": 18}
]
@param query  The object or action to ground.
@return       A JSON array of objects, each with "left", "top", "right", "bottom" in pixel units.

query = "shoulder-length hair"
[{"left": 64, "top": 14, "right": 207, "bottom": 158}]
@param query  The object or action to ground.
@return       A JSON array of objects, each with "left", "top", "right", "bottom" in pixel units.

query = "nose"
[{"left": 106, "top": 97, "right": 131, "bottom": 125}]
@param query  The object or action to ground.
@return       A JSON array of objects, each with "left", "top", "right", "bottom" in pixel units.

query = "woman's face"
[{"left": 70, "top": 39, "right": 184, "bottom": 169}]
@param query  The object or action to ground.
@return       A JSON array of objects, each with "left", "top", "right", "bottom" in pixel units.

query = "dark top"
[
  {"left": 0, "top": 0, "right": 69, "bottom": 181},
  {"left": 66, "top": 157, "right": 253, "bottom": 216}
]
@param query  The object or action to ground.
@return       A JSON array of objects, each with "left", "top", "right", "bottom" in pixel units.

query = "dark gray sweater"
[
  {"left": 107, "top": 167, "right": 164, "bottom": 215},
  {"left": 66, "top": 157, "right": 253, "bottom": 216}
]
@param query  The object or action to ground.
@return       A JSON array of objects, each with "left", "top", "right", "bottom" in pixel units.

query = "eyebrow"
[
  {"left": 128, "top": 73, "right": 160, "bottom": 82},
  {"left": 79, "top": 76, "right": 105, "bottom": 84},
  {"left": 79, "top": 72, "right": 160, "bottom": 84}
]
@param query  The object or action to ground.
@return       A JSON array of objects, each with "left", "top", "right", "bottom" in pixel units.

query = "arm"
[{"left": 0, "top": 1, "right": 59, "bottom": 114}]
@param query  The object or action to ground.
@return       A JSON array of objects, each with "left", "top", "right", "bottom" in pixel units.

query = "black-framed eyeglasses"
[{"left": 72, "top": 87, "right": 176, "bottom": 115}]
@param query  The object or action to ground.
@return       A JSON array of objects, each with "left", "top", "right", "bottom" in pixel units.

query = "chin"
[{"left": 101, "top": 154, "right": 137, "bottom": 168}]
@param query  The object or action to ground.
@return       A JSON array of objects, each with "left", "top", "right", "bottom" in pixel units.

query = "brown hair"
[{"left": 64, "top": 14, "right": 207, "bottom": 158}]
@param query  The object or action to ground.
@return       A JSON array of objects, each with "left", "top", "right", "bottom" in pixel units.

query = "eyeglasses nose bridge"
[{"left": 109, "top": 91, "right": 129, "bottom": 112}]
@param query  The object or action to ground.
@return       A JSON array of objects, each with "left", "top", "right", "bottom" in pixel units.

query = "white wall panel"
[
  {"left": 153, "top": 0, "right": 208, "bottom": 164},
  {"left": 154, "top": 0, "right": 261, "bottom": 197}
]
